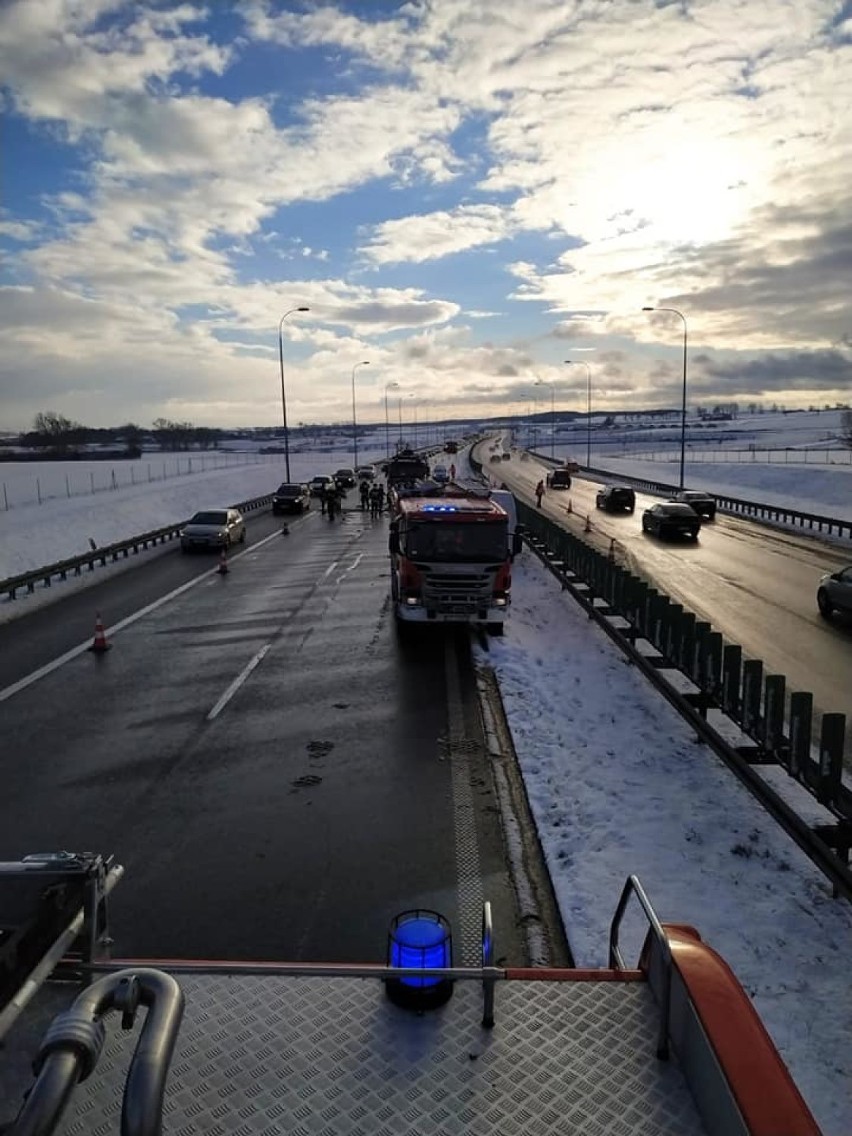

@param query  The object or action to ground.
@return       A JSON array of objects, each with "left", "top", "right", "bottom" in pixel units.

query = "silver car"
[
  {"left": 181, "top": 508, "right": 246, "bottom": 552},
  {"left": 817, "top": 565, "right": 852, "bottom": 619}
]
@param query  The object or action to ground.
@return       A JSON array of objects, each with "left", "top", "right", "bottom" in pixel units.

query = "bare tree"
[{"left": 840, "top": 409, "right": 852, "bottom": 448}]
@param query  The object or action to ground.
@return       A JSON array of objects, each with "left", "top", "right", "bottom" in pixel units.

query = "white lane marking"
[
  {"left": 0, "top": 526, "right": 289, "bottom": 705},
  {"left": 207, "top": 643, "right": 272, "bottom": 720},
  {"left": 322, "top": 561, "right": 338, "bottom": 580}
]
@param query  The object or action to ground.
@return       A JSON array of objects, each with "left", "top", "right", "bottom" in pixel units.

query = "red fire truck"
[{"left": 389, "top": 493, "right": 515, "bottom": 632}]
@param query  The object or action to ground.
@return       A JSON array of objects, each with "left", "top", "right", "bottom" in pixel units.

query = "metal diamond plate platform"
[{"left": 2, "top": 973, "right": 708, "bottom": 1135}]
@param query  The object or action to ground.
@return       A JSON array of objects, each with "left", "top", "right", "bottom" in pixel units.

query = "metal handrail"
[
  {"left": 9, "top": 968, "right": 184, "bottom": 1136},
  {"left": 608, "top": 875, "right": 672, "bottom": 1059},
  {"left": 481, "top": 901, "right": 495, "bottom": 1027}
]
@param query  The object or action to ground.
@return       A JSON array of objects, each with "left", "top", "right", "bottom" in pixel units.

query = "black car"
[
  {"left": 670, "top": 490, "right": 716, "bottom": 520},
  {"left": 334, "top": 467, "right": 357, "bottom": 489},
  {"left": 546, "top": 469, "right": 572, "bottom": 489},
  {"left": 642, "top": 502, "right": 701, "bottom": 540},
  {"left": 596, "top": 485, "right": 635, "bottom": 513},
  {"left": 272, "top": 483, "right": 311, "bottom": 515}
]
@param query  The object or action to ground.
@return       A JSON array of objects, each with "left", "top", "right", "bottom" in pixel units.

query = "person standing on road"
[
  {"left": 319, "top": 484, "right": 327, "bottom": 515},
  {"left": 449, "top": 462, "right": 456, "bottom": 481},
  {"left": 327, "top": 485, "right": 340, "bottom": 520},
  {"left": 369, "top": 483, "right": 382, "bottom": 518},
  {"left": 535, "top": 479, "right": 545, "bottom": 508},
  {"left": 359, "top": 480, "right": 370, "bottom": 510}
]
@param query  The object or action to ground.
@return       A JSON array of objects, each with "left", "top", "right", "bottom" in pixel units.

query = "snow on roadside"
[{"left": 475, "top": 552, "right": 852, "bottom": 1134}]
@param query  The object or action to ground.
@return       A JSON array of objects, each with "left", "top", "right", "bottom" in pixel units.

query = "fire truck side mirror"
[{"left": 389, "top": 526, "right": 400, "bottom": 555}]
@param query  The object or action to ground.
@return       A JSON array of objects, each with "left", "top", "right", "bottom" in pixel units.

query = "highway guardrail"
[
  {"left": 525, "top": 450, "right": 852, "bottom": 540},
  {"left": 0, "top": 493, "right": 273, "bottom": 602}
]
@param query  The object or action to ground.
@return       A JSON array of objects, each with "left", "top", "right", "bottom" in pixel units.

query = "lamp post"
[
  {"left": 642, "top": 306, "right": 688, "bottom": 489},
  {"left": 351, "top": 360, "right": 369, "bottom": 470},
  {"left": 565, "top": 359, "right": 592, "bottom": 467},
  {"left": 535, "top": 378, "right": 555, "bottom": 459},
  {"left": 384, "top": 380, "right": 400, "bottom": 458},
  {"left": 278, "top": 306, "right": 310, "bottom": 482}
]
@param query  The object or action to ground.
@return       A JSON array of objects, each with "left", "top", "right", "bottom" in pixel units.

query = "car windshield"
[
  {"left": 276, "top": 485, "right": 302, "bottom": 496},
  {"left": 189, "top": 511, "right": 227, "bottom": 525},
  {"left": 405, "top": 520, "right": 508, "bottom": 562},
  {"left": 662, "top": 504, "right": 695, "bottom": 516}
]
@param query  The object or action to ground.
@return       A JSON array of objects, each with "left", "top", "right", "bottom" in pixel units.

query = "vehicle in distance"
[
  {"left": 334, "top": 468, "right": 357, "bottom": 488},
  {"left": 181, "top": 508, "right": 246, "bottom": 552},
  {"left": 596, "top": 485, "right": 635, "bottom": 513},
  {"left": 670, "top": 489, "right": 717, "bottom": 520},
  {"left": 356, "top": 465, "right": 376, "bottom": 482},
  {"left": 546, "top": 469, "right": 572, "bottom": 489},
  {"left": 642, "top": 502, "right": 701, "bottom": 540},
  {"left": 432, "top": 463, "right": 449, "bottom": 483},
  {"left": 817, "top": 564, "right": 852, "bottom": 619},
  {"left": 272, "top": 483, "right": 311, "bottom": 515},
  {"left": 309, "top": 474, "right": 335, "bottom": 497}
]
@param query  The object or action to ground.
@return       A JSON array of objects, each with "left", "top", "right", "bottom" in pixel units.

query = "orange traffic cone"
[
  {"left": 567, "top": 498, "right": 572, "bottom": 514},
  {"left": 281, "top": 523, "right": 290, "bottom": 536},
  {"left": 584, "top": 514, "right": 592, "bottom": 533},
  {"left": 218, "top": 548, "right": 229, "bottom": 575},
  {"left": 608, "top": 538, "right": 616, "bottom": 561},
  {"left": 88, "top": 613, "right": 111, "bottom": 653}
]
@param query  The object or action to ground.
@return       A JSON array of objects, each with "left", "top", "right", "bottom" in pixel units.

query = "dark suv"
[
  {"left": 670, "top": 490, "right": 716, "bottom": 520},
  {"left": 272, "top": 483, "right": 311, "bottom": 515},
  {"left": 546, "top": 469, "right": 572, "bottom": 489},
  {"left": 596, "top": 485, "right": 635, "bottom": 513}
]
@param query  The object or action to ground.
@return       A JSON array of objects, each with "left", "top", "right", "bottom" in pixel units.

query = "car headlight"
[{"left": 493, "top": 597, "right": 507, "bottom": 607}]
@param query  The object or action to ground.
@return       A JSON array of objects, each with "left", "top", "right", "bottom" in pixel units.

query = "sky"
[
  {"left": 2, "top": 0, "right": 851, "bottom": 433},
  {"left": 0, "top": 440, "right": 850, "bottom": 1134}
]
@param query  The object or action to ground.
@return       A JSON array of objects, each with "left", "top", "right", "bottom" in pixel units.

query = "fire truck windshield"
[{"left": 405, "top": 520, "right": 507, "bottom": 562}]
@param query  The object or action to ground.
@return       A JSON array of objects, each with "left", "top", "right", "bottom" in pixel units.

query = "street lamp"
[
  {"left": 278, "top": 306, "right": 310, "bottom": 482},
  {"left": 535, "top": 378, "right": 555, "bottom": 459},
  {"left": 384, "top": 381, "right": 400, "bottom": 459},
  {"left": 565, "top": 359, "right": 592, "bottom": 467},
  {"left": 642, "top": 306, "right": 688, "bottom": 489},
  {"left": 351, "top": 360, "right": 369, "bottom": 469}
]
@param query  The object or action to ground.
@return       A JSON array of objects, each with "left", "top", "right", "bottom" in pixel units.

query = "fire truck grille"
[{"left": 423, "top": 572, "right": 492, "bottom": 613}]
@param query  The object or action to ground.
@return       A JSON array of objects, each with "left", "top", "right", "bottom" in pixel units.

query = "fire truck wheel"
[{"left": 487, "top": 623, "right": 504, "bottom": 637}]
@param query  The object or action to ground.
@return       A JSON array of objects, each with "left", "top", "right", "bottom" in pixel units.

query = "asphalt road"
[
  {"left": 482, "top": 444, "right": 852, "bottom": 753},
  {"left": 1, "top": 500, "right": 527, "bottom": 965}
]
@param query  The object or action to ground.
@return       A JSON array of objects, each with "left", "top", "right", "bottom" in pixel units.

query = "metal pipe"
[{"left": 10, "top": 968, "right": 184, "bottom": 1136}]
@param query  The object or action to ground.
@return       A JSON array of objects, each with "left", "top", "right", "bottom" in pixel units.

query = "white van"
[{"left": 490, "top": 489, "right": 523, "bottom": 559}]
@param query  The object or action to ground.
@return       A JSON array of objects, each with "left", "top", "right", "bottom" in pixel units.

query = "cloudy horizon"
[{"left": 2, "top": 0, "right": 850, "bottom": 430}]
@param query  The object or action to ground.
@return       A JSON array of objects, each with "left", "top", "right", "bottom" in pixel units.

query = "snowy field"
[{"left": 0, "top": 435, "right": 850, "bottom": 1130}]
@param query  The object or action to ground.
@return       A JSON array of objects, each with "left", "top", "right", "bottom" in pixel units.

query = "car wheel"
[
  {"left": 817, "top": 588, "right": 834, "bottom": 619},
  {"left": 239, "top": 528, "right": 246, "bottom": 543},
  {"left": 487, "top": 622, "right": 504, "bottom": 637}
]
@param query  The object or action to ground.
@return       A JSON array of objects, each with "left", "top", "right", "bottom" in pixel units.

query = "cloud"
[
  {"left": 2, "top": 0, "right": 850, "bottom": 424},
  {"left": 361, "top": 204, "right": 518, "bottom": 265}
]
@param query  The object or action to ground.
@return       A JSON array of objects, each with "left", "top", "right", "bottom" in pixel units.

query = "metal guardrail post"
[
  {"left": 788, "top": 692, "right": 813, "bottom": 779},
  {"left": 665, "top": 603, "right": 683, "bottom": 663},
  {"left": 692, "top": 622, "right": 711, "bottom": 684},
  {"left": 741, "top": 659, "right": 764, "bottom": 740},
  {"left": 762, "top": 675, "right": 786, "bottom": 757},
  {"left": 818, "top": 715, "right": 846, "bottom": 807},
  {"left": 700, "top": 631, "right": 723, "bottom": 697},
  {"left": 679, "top": 611, "right": 696, "bottom": 673},
  {"left": 721, "top": 645, "right": 742, "bottom": 717},
  {"left": 634, "top": 580, "right": 649, "bottom": 636}
]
